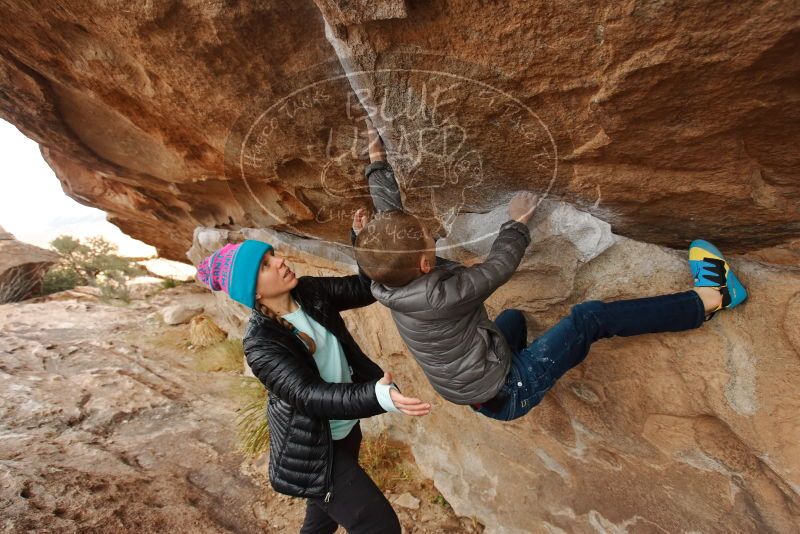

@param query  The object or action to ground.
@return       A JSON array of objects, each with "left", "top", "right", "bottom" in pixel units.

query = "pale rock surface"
[
  {"left": 125, "top": 277, "right": 164, "bottom": 300},
  {"left": 0, "top": 289, "right": 272, "bottom": 532},
  {"left": 394, "top": 492, "right": 421, "bottom": 510},
  {"left": 160, "top": 303, "right": 204, "bottom": 325}
]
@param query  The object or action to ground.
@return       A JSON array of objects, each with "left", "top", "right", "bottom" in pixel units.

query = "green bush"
[
  {"left": 161, "top": 277, "right": 178, "bottom": 289},
  {"left": 42, "top": 266, "right": 83, "bottom": 294},
  {"left": 97, "top": 271, "right": 131, "bottom": 303},
  {"left": 40, "top": 235, "right": 142, "bottom": 300},
  {"left": 432, "top": 493, "right": 451, "bottom": 508}
]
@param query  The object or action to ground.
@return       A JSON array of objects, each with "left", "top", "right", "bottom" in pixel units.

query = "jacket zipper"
[
  {"left": 294, "top": 291, "right": 335, "bottom": 502},
  {"left": 257, "top": 290, "right": 342, "bottom": 503},
  {"left": 324, "top": 420, "right": 333, "bottom": 502}
]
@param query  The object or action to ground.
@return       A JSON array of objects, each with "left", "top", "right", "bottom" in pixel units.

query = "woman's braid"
[{"left": 256, "top": 303, "right": 317, "bottom": 354}]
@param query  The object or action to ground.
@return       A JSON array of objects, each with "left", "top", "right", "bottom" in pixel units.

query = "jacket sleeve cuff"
[
  {"left": 374, "top": 381, "right": 400, "bottom": 413},
  {"left": 501, "top": 219, "right": 532, "bottom": 245},
  {"left": 364, "top": 160, "right": 393, "bottom": 178}
]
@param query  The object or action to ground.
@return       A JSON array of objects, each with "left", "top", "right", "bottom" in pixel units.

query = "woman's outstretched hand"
[
  {"left": 379, "top": 372, "right": 431, "bottom": 417},
  {"left": 352, "top": 207, "right": 369, "bottom": 236}
]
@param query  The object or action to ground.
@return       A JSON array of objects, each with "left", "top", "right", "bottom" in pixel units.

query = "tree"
[{"left": 42, "top": 235, "right": 145, "bottom": 300}]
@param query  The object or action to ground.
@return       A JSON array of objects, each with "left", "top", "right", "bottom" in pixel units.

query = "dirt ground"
[{"left": 0, "top": 283, "right": 482, "bottom": 533}]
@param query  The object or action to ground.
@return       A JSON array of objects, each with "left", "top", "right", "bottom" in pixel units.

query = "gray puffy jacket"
[{"left": 371, "top": 220, "right": 531, "bottom": 405}]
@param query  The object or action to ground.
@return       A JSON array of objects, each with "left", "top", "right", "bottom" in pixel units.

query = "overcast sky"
[{"left": 0, "top": 118, "right": 157, "bottom": 257}]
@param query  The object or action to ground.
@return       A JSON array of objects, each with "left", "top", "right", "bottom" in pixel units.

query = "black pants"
[{"left": 300, "top": 424, "right": 401, "bottom": 533}]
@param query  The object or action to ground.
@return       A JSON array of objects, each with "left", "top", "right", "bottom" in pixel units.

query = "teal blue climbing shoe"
[{"left": 689, "top": 239, "right": 747, "bottom": 312}]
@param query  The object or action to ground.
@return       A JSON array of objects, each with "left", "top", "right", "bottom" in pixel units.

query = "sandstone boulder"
[
  {"left": 192, "top": 212, "right": 800, "bottom": 533},
  {"left": 161, "top": 303, "right": 204, "bottom": 325},
  {"left": 394, "top": 492, "right": 421, "bottom": 510},
  {"left": 125, "top": 277, "right": 164, "bottom": 300},
  {"left": 0, "top": 1, "right": 798, "bottom": 261},
  {"left": 0, "top": 225, "right": 60, "bottom": 303}
]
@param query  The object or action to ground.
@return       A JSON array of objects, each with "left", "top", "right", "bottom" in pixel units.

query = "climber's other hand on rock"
[
  {"left": 352, "top": 207, "right": 370, "bottom": 235},
  {"left": 508, "top": 191, "right": 538, "bottom": 225}
]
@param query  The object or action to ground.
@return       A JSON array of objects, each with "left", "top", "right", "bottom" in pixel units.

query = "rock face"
[
  {"left": 0, "top": 1, "right": 798, "bottom": 261},
  {"left": 0, "top": 225, "right": 60, "bottom": 303},
  {"left": 191, "top": 207, "right": 800, "bottom": 533},
  {"left": 315, "top": 0, "right": 800, "bottom": 258}
]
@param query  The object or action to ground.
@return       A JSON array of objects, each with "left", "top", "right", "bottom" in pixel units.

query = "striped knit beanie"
[{"left": 196, "top": 240, "right": 273, "bottom": 308}]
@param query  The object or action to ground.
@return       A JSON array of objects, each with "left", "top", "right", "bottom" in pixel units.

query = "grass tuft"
[
  {"left": 233, "top": 376, "right": 270, "bottom": 457},
  {"left": 360, "top": 433, "right": 413, "bottom": 489},
  {"left": 0, "top": 264, "right": 48, "bottom": 303},
  {"left": 432, "top": 493, "right": 451, "bottom": 508},
  {"left": 195, "top": 338, "right": 244, "bottom": 372},
  {"left": 189, "top": 314, "right": 227, "bottom": 348},
  {"left": 161, "top": 277, "right": 178, "bottom": 289}
]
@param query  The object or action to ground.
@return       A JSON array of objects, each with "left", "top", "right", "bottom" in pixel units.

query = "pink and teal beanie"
[{"left": 196, "top": 240, "right": 273, "bottom": 308}]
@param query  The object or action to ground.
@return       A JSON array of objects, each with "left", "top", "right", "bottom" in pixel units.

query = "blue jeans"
[{"left": 476, "top": 290, "right": 706, "bottom": 421}]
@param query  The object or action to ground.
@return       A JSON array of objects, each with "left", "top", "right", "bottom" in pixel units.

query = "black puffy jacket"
[{"left": 242, "top": 273, "right": 386, "bottom": 500}]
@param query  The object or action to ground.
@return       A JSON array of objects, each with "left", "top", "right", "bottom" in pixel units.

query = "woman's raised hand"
[{"left": 379, "top": 372, "right": 431, "bottom": 417}]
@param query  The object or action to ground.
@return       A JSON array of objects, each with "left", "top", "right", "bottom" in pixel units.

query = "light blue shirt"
[{"left": 282, "top": 303, "right": 398, "bottom": 440}]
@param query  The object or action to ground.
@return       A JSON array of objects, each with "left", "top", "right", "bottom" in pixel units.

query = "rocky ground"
[{"left": 0, "top": 283, "right": 480, "bottom": 533}]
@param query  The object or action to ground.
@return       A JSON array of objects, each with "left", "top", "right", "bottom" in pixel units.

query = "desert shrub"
[
  {"left": 97, "top": 271, "right": 131, "bottom": 303},
  {"left": 50, "top": 235, "right": 139, "bottom": 280},
  {"left": 41, "top": 266, "right": 82, "bottom": 294},
  {"left": 40, "top": 235, "right": 142, "bottom": 299},
  {"left": 0, "top": 264, "right": 49, "bottom": 303},
  {"left": 189, "top": 314, "right": 227, "bottom": 348}
]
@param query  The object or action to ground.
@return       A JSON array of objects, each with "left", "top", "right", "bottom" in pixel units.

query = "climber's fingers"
[{"left": 353, "top": 207, "right": 369, "bottom": 234}]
